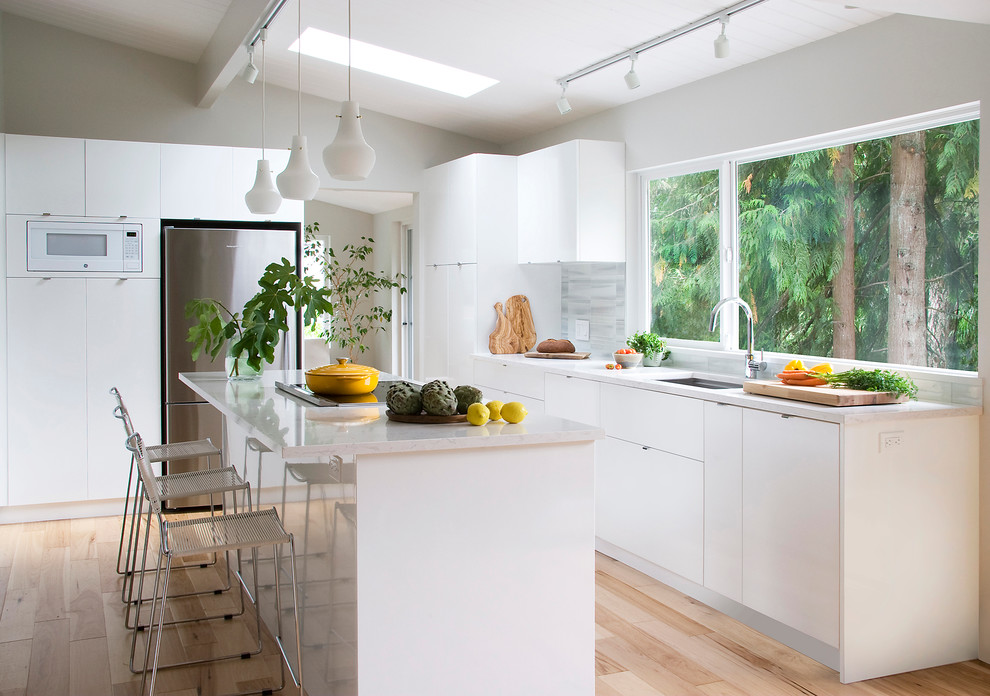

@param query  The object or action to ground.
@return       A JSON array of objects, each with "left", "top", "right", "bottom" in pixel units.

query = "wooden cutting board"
[
  {"left": 505, "top": 295, "right": 537, "bottom": 352},
  {"left": 743, "top": 380, "right": 909, "bottom": 406},
  {"left": 523, "top": 351, "right": 591, "bottom": 360},
  {"left": 489, "top": 302, "right": 520, "bottom": 354}
]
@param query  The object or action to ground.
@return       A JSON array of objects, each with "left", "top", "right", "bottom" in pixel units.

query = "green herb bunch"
[
  {"left": 626, "top": 331, "right": 671, "bottom": 361},
  {"left": 820, "top": 368, "right": 919, "bottom": 399}
]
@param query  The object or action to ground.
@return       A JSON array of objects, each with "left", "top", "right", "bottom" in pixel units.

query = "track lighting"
[
  {"left": 714, "top": 15, "right": 730, "bottom": 59},
  {"left": 556, "top": 82, "right": 572, "bottom": 115},
  {"left": 624, "top": 54, "right": 641, "bottom": 90},
  {"left": 242, "top": 46, "right": 259, "bottom": 84}
]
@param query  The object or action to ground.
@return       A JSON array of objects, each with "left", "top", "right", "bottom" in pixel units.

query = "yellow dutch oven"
[{"left": 305, "top": 358, "right": 380, "bottom": 396}]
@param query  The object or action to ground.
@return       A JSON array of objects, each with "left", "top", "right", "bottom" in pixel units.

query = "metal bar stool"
[
  {"left": 126, "top": 432, "right": 303, "bottom": 696},
  {"left": 111, "top": 388, "right": 250, "bottom": 627}
]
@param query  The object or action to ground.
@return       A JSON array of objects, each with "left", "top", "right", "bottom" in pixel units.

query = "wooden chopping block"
[
  {"left": 505, "top": 294, "right": 537, "bottom": 353},
  {"left": 489, "top": 302, "right": 521, "bottom": 354}
]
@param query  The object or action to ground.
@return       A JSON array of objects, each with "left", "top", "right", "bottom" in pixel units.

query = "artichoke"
[
  {"left": 386, "top": 381, "right": 423, "bottom": 415},
  {"left": 421, "top": 380, "right": 458, "bottom": 416},
  {"left": 453, "top": 385, "right": 484, "bottom": 414}
]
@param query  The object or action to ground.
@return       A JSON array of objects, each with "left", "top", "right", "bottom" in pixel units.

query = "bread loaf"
[{"left": 536, "top": 338, "right": 575, "bottom": 353}]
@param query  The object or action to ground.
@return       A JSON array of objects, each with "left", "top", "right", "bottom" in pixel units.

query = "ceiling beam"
[
  {"left": 195, "top": 0, "right": 282, "bottom": 108},
  {"left": 812, "top": 0, "right": 990, "bottom": 25}
]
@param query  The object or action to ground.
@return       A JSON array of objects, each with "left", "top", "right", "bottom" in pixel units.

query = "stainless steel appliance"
[{"left": 162, "top": 220, "right": 301, "bottom": 507}]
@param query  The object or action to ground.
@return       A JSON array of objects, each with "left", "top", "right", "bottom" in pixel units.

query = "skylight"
[{"left": 290, "top": 27, "right": 498, "bottom": 98}]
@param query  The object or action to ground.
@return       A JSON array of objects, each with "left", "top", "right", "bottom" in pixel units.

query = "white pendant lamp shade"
[
  {"left": 277, "top": 135, "right": 320, "bottom": 200},
  {"left": 323, "top": 101, "right": 376, "bottom": 181},
  {"left": 245, "top": 159, "right": 282, "bottom": 214}
]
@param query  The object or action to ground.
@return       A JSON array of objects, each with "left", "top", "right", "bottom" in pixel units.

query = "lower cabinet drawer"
[
  {"left": 596, "top": 436, "right": 704, "bottom": 584},
  {"left": 544, "top": 373, "right": 600, "bottom": 426},
  {"left": 601, "top": 383, "right": 704, "bottom": 460},
  {"left": 474, "top": 359, "right": 545, "bottom": 400}
]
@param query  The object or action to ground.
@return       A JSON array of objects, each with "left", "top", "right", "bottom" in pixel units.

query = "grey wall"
[
  {"left": 0, "top": 13, "right": 498, "bottom": 193},
  {"left": 503, "top": 13, "right": 990, "bottom": 660}
]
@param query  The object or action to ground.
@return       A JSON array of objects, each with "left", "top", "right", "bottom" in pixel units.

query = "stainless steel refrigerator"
[{"left": 162, "top": 220, "right": 301, "bottom": 507}]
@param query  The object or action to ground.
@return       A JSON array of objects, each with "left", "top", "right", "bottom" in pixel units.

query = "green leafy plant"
[
  {"left": 304, "top": 222, "right": 406, "bottom": 360},
  {"left": 186, "top": 258, "right": 335, "bottom": 376},
  {"left": 626, "top": 331, "right": 671, "bottom": 362},
  {"left": 820, "top": 368, "right": 919, "bottom": 399}
]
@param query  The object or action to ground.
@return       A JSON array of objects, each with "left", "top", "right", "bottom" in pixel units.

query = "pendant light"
[
  {"left": 245, "top": 30, "right": 283, "bottom": 215},
  {"left": 277, "top": 0, "right": 320, "bottom": 200},
  {"left": 323, "top": 0, "right": 376, "bottom": 181}
]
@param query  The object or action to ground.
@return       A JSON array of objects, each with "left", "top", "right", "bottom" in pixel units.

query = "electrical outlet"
[
  {"left": 879, "top": 431, "right": 904, "bottom": 452},
  {"left": 575, "top": 319, "right": 590, "bottom": 341}
]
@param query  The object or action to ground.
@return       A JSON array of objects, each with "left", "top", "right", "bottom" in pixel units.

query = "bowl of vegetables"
[
  {"left": 613, "top": 348, "right": 643, "bottom": 369},
  {"left": 626, "top": 331, "right": 671, "bottom": 367}
]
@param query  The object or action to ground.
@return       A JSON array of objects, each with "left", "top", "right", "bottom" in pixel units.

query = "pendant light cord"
[
  {"left": 261, "top": 33, "right": 267, "bottom": 158},
  {"left": 347, "top": 0, "right": 352, "bottom": 101},
  {"left": 296, "top": 0, "right": 302, "bottom": 134}
]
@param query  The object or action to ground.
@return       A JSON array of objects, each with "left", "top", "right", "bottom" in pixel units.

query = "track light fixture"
[
  {"left": 624, "top": 54, "right": 641, "bottom": 90},
  {"left": 242, "top": 46, "right": 259, "bottom": 84},
  {"left": 714, "top": 15, "right": 730, "bottom": 59},
  {"left": 556, "top": 82, "right": 572, "bottom": 115},
  {"left": 553, "top": 0, "right": 766, "bottom": 114}
]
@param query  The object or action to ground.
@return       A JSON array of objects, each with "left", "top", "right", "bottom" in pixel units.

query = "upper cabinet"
[
  {"left": 161, "top": 143, "right": 234, "bottom": 220},
  {"left": 421, "top": 153, "right": 516, "bottom": 266},
  {"left": 5, "top": 135, "right": 86, "bottom": 215},
  {"left": 517, "top": 140, "right": 625, "bottom": 264},
  {"left": 86, "top": 139, "right": 161, "bottom": 218}
]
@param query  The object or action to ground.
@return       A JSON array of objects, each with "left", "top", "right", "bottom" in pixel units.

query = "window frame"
[{"left": 639, "top": 101, "right": 980, "bottom": 371}]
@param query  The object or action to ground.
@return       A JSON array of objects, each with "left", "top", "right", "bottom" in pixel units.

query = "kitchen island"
[{"left": 180, "top": 370, "right": 601, "bottom": 696}]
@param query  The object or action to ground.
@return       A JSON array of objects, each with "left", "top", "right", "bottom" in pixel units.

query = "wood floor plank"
[
  {"left": 25, "top": 619, "right": 69, "bottom": 696},
  {"left": 0, "top": 524, "right": 21, "bottom": 568},
  {"left": 43, "top": 520, "right": 70, "bottom": 549},
  {"left": 597, "top": 635, "right": 711, "bottom": 696},
  {"left": 596, "top": 644, "right": 627, "bottom": 676},
  {"left": 0, "top": 588, "right": 38, "bottom": 643},
  {"left": 596, "top": 677, "right": 629, "bottom": 696},
  {"left": 0, "top": 640, "right": 31, "bottom": 692},
  {"left": 69, "top": 559, "right": 107, "bottom": 640},
  {"left": 597, "top": 570, "right": 711, "bottom": 636},
  {"left": 595, "top": 653, "right": 680, "bottom": 695},
  {"left": 69, "top": 518, "right": 100, "bottom": 561},
  {"left": 596, "top": 553, "right": 665, "bottom": 590},
  {"left": 69, "top": 637, "right": 113, "bottom": 696},
  {"left": 6, "top": 532, "right": 43, "bottom": 591},
  {"left": 35, "top": 547, "right": 69, "bottom": 622}
]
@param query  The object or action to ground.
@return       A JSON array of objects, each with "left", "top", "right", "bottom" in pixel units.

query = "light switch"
[{"left": 575, "top": 319, "right": 590, "bottom": 341}]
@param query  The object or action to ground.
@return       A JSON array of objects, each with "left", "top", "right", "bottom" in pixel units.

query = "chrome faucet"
[{"left": 709, "top": 297, "right": 767, "bottom": 379}]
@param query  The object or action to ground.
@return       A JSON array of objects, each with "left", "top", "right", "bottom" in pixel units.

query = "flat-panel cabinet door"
[
  {"left": 703, "top": 401, "right": 743, "bottom": 602},
  {"left": 418, "top": 264, "right": 450, "bottom": 381},
  {"left": 5, "top": 135, "right": 86, "bottom": 215},
  {"left": 742, "top": 410, "right": 840, "bottom": 647},
  {"left": 601, "top": 383, "right": 704, "bottom": 460},
  {"left": 446, "top": 263, "right": 477, "bottom": 387},
  {"left": 7, "top": 277, "right": 89, "bottom": 504},
  {"left": 86, "top": 279, "right": 161, "bottom": 500},
  {"left": 161, "top": 144, "right": 234, "bottom": 220},
  {"left": 596, "top": 436, "right": 704, "bottom": 584},
  {"left": 517, "top": 143, "right": 574, "bottom": 263},
  {"left": 85, "top": 139, "right": 161, "bottom": 218},
  {"left": 421, "top": 156, "right": 477, "bottom": 265},
  {"left": 545, "top": 373, "right": 600, "bottom": 426}
]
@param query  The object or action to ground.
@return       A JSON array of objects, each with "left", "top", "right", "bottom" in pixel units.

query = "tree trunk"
[
  {"left": 832, "top": 144, "right": 856, "bottom": 358},
  {"left": 887, "top": 131, "right": 927, "bottom": 365}
]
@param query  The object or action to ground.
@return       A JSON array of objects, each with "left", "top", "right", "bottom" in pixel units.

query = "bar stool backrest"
[
  {"left": 110, "top": 387, "right": 137, "bottom": 438},
  {"left": 125, "top": 432, "right": 163, "bottom": 516}
]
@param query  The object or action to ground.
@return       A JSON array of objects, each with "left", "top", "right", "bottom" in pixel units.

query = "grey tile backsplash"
[{"left": 560, "top": 263, "right": 625, "bottom": 357}]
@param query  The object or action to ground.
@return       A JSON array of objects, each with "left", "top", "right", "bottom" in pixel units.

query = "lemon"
[
  {"left": 485, "top": 400, "right": 504, "bottom": 421},
  {"left": 501, "top": 401, "right": 528, "bottom": 424},
  {"left": 466, "top": 402, "right": 490, "bottom": 426},
  {"left": 810, "top": 362, "right": 834, "bottom": 374}
]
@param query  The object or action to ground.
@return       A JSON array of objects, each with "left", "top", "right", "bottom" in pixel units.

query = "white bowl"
[{"left": 613, "top": 352, "right": 643, "bottom": 369}]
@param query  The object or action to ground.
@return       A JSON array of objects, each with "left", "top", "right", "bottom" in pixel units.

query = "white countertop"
[
  {"left": 180, "top": 370, "right": 603, "bottom": 458},
  {"left": 475, "top": 353, "right": 981, "bottom": 424}
]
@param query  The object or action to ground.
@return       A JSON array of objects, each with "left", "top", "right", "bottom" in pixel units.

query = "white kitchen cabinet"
[
  {"left": 418, "top": 263, "right": 477, "bottom": 386},
  {"left": 517, "top": 140, "right": 624, "bottom": 264},
  {"left": 473, "top": 359, "right": 545, "bottom": 401},
  {"left": 600, "top": 383, "right": 704, "bottom": 460},
  {"left": 742, "top": 409, "right": 839, "bottom": 648},
  {"left": 5, "top": 134, "right": 86, "bottom": 216},
  {"left": 161, "top": 143, "right": 234, "bottom": 220},
  {"left": 596, "top": 435, "right": 704, "bottom": 584},
  {"left": 85, "top": 139, "right": 161, "bottom": 218},
  {"left": 544, "top": 373, "right": 600, "bottom": 426},
  {"left": 7, "top": 277, "right": 89, "bottom": 505},
  {"left": 230, "top": 147, "right": 304, "bottom": 222},
  {"left": 703, "top": 401, "right": 743, "bottom": 602},
  {"left": 85, "top": 278, "right": 160, "bottom": 500}
]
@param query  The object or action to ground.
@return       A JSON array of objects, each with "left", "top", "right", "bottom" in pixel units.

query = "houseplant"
[
  {"left": 186, "top": 257, "right": 335, "bottom": 378},
  {"left": 626, "top": 331, "right": 671, "bottom": 367},
  {"left": 304, "top": 222, "right": 405, "bottom": 361}
]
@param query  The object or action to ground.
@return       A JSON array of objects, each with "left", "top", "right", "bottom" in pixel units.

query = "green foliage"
[
  {"left": 626, "top": 331, "right": 670, "bottom": 361},
  {"left": 820, "top": 368, "right": 918, "bottom": 399},
  {"left": 304, "top": 222, "right": 406, "bottom": 360},
  {"left": 185, "top": 258, "right": 335, "bottom": 375}
]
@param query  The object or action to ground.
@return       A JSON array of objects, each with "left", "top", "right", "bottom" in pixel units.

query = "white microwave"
[{"left": 26, "top": 220, "right": 143, "bottom": 273}]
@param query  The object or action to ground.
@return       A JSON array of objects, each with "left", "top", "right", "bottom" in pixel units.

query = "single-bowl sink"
[{"left": 655, "top": 376, "right": 741, "bottom": 390}]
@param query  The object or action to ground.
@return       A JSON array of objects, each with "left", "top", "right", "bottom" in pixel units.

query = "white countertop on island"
[{"left": 180, "top": 369, "right": 603, "bottom": 458}]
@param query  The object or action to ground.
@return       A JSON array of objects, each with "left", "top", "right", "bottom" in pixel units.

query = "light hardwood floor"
[{"left": 0, "top": 515, "right": 987, "bottom": 696}]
